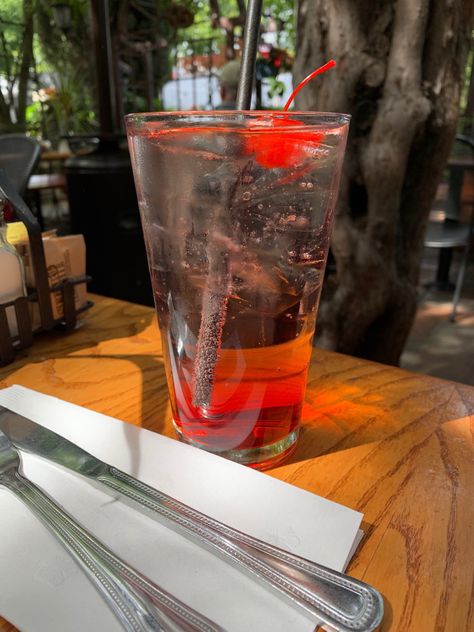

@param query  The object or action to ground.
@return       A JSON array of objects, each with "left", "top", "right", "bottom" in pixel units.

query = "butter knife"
[{"left": 0, "top": 406, "right": 384, "bottom": 632}]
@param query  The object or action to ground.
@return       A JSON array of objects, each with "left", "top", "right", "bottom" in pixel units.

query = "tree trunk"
[
  {"left": 464, "top": 47, "right": 474, "bottom": 134},
  {"left": 16, "top": 0, "right": 34, "bottom": 131},
  {"left": 0, "top": 89, "right": 12, "bottom": 131},
  {"left": 0, "top": 30, "right": 15, "bottom": 131},
  {"left": 294, "top": 0, "right": 474, "bottom": 364}
]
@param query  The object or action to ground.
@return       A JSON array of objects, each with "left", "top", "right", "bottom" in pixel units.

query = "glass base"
[{"left": 173, "top": 424, "right": 299, "bottom": 471}]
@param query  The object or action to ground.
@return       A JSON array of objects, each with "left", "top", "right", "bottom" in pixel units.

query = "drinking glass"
[{"left": 126, "top": 112, "right": 349, "bottom": 469}]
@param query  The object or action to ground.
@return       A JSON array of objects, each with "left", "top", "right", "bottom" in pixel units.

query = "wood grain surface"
[{"left": 1, "top": 294, "right": 473, "bottom": 631}]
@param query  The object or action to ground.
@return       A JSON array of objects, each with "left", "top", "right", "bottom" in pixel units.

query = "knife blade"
[{"left": 0, "top": 405, "right": 384, "bottom": 632}]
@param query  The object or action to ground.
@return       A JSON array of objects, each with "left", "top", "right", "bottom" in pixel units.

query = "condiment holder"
[{"left": 0, "top": 170, "right": 92, "bottom": 365}]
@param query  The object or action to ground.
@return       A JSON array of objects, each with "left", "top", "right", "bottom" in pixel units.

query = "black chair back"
[{"left": 0, "top": 134, "right": 41, "bottom": 197}]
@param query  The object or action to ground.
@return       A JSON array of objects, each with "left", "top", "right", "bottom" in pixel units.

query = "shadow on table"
[
  {"left": 64, "top": 351, "right": 169, "bottom": 482},
  {"left": 0, "top": 301, "right": 172, "bottom": 478},
  {"left": 68, "top": 352, "right": 170, "bottom": 433}
]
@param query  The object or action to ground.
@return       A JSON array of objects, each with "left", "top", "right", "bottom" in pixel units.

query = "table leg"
[{"left": 434, "top": 248, "right": 455, "bottom": 290}]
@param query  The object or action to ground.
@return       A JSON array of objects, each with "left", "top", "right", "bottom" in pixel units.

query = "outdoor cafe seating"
[
  {"left": 424, "top": 134, "right": 474, "bottom": 320},
  {"left": 1, "top": 1, "right": 474, "bottom": 631}
]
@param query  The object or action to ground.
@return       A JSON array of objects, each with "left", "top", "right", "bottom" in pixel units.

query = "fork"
[{"left": 0, "top": 429, "right": 223, "bottom": 632}]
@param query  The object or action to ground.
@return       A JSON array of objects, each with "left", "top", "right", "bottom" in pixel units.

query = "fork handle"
[
  {"left": 3, "top": 471, "right": 223, "bottom": 632},
  {"left": 102, "top": 468, "right": 383, "bottom": 632}
]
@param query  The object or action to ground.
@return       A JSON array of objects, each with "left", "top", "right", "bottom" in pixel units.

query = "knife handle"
[
  {"left": 102, "top": 468, "right": 383, "bottom": 632},
  {"left": 3, "top": 470, "right": 224, "bottom": 632}
]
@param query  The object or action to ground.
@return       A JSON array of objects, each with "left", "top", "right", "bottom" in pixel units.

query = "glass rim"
[{"left": 125, "top": 110, "right": 351, "bottom": 126}]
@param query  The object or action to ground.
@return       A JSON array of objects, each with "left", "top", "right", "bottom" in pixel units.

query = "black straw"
[
  {"left": 192, "top": 0, "right": 264, "bottom": 409},
  {"left": 236, "top": 0, "right": 263, "bottom": 110}
]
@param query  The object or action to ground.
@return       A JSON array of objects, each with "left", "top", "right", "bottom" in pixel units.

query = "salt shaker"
[{"left": 0, "top": 197, "right": 26, "bottom": 339}]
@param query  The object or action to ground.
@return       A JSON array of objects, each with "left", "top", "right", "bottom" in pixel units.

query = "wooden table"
[
  {"left": 1, "top": 295, "right": 473, "bottom": 631},
  {"left": 40, "top": 150, "right": 72, "bottom": 163}
]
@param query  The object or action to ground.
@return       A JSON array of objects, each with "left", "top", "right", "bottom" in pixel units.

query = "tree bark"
[
  {"left": 463, "top": 46, "right": 474, "bottom": 134},
  {"left": 0, "top": 89, "right": 12, "bottom": 131},
  {"left": 294, "top": 0, "right": 474, "bottom": 364}
]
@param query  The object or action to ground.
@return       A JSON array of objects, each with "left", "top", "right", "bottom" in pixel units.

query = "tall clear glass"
[{"left": 126, "top": 111, "right": 349, "bottom": 469}]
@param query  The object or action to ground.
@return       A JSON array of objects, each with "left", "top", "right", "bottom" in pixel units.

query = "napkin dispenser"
[
  {"left": 0, "top": 171, "right": 92, "bottom": 366},
  {"left": 9, "top": 226, "right": 88, "bottom": 328}
]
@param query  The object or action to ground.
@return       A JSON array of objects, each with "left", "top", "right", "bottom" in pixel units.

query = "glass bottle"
[{"left": 0, "top": 197, "right": 26, "bottom": 339}]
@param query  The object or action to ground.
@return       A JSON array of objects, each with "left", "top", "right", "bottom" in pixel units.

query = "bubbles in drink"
[{"left": 127, "top": 114, "right": 349, "bottom": 465}]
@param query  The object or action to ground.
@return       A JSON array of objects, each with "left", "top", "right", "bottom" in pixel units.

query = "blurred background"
[{"left": 0, "top": 0, "right": 295, "bottom": 140}]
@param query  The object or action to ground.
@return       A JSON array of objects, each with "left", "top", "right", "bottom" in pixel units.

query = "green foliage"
[
  {"left": 1, "top": 0, "right": 295, "bottom": 136},
  {"left": 0, "top": 0, "right": 32, "bottom": 131},
  {"left": 25, "top": 100, "right": 42, "bottom": 135},
  {"left": 0, "top": 0, "right": 96, "bottom": 139},
  {"left": 178, "top": 0, "right": 223, "bottom": 43},
  {"left": 263, "top": 0, "right": 295, "bottom": 52},
  {"left": 34, "top": 0, "right": 96, "bottom": 140},
  {"left": 0, "top": 0, "right": 24, "bottom": 78},
  {"left": 266, "top": 77, "right": 286, "bottom": 99},
  {"left": 178, "top": 0, "right": 295, "bottom": 53}
]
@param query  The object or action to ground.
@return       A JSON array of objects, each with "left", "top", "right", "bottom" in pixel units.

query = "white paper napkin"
[{"left": 0, "top": 385, "right": 363, "bottom": 632}]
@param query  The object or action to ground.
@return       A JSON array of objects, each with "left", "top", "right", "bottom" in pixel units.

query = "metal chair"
[
  {"left": 424, "top": 134, "right": 474, "bottom": 321},
  {"left": 0, "top": 134, "right": 41, "bottom": 198}
]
